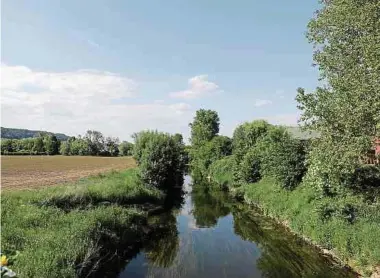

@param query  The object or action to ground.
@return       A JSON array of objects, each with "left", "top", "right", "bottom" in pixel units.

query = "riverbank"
[
  {"left": 209, "top": 167, "right": 380, "bottom": 277},
  {"left": 1, "top": 169, "right": 166, "bottom": 277}
]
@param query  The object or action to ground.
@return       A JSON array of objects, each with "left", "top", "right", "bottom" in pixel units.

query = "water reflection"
[
  {"left": 119, "top": 177, "right": 356, "bottom": 278},
  {"left": 233, "top": 209, "right": 355, "bottom": 278},
  {"left": 191, "top": 186, "right": 231, "bottom": 228},
  {"left": 144, "top": 213, "right": 179, "bottom": 268}
]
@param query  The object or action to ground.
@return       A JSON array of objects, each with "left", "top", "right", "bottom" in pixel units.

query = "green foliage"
[
  {"left": 238, "top": 149, "right": 261, "bottom": 184},
  {"left": 43, "top": 135, "right": 60, "bottom": 155},
  {"left": 1, "top": 127, "right": 69, "bottom": 140},
  {"left": 104, "top": 136, "right": 120, "bottom": 156},
  {"left": 119, "top": 141, "right": 134, "bottom": 156},
  {"left": 69, "top": 138, "right": 90, "bottom": 155},
  {"left": 190, "top": 135, "right": 232, "bottom": 183},
  {"left": 32, "top": 137, "right": 45, "bottom": 153},
  {"left": 296, "top": 0, "right": 380, "bottom": 192},
  {"left": 241, "top": 178, "right": 380, "bottom": 276},
  {"left": 209, "top": 155, "right": 236, "bottom": 189},
  {"left": 232, "top": 120, "right": 271, "bottom": 160},
  {"left": 257, "top": 127, "right": 308, "bottom": 189},
  {"left": 341, "top": 165, "right": 380, "bottom": 201},
  {"left": 133, "top": 130, "right": 185, "bottom": 190},
  {"left": 189, "top": 109, "right": 220, "bottom": 147},
  {"left": 1, "top": 169, "right": 164, "bottom": 277},
  {"left": 188, "top": 109, "right": 230, "bottom": 184},
  {"left": 1, "top": 131, "right": 123, "bottom": 157},
  {"left": 1, "top": 135, "right": 61, "bottom": 155},
  {"left": 59, "top": 141, "right": 70, "bottom": 155},
  {"left": 59, "top": 131, "right": 120, "bottom": 157},
  {"left": 1, "top": 138, "right": 14, "bottom": 153},
  {"left": 84, "top": 130, "right": 105, "bottom": 155}
]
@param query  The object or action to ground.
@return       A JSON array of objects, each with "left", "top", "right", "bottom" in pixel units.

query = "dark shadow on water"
[
  {"left": 81, "top": 195, "right": 183, "bottom": 278},
  {"left": 232, "top": 207, "right": 357, "bottom": 278}
]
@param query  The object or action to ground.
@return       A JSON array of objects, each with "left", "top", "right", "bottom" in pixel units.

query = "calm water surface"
[{"left": 119, "top": 176, "right": 355, "bottom": 278}]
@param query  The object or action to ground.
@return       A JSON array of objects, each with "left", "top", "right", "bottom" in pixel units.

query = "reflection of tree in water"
[
  {"left": 143, "top": 212, "right": 179, "bottom": 268},
  {"left": 233, "top": 208, "right": 356, "bottom": 278},
  {"left": 191, "top": 187, "right": 231, "bottom": 228}
]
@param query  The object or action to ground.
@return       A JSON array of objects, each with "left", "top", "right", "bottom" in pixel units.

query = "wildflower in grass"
[{"left": 0, "top": 255, "right": 8, "bottom": 266}]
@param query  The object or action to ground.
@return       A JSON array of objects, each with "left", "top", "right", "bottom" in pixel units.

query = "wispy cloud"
[
  {"left": 86, "top": 39, "right": 101, "bottom": 49},
  {"left": 169, "top": 102, "right": 192, "bottom": 114},
  {"left": 1, "top": 64, "right": 193, "bottom": 140},
  {"left": 170, "top": 75, "right": 220, "bottom": 99},
  {"left": 262, "top": 113, "right": 300, "bottom": 126},
  {"left": 254, "top": 99, "right": 272, "bottom": 107}
]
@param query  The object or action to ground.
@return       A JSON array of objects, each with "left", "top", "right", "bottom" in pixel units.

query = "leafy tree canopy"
[
  {"left": 189, "top": 109, "right": 220, "bottom": 147},
  {"left": 296, "top": 0, "right": 380, "bottom": 192}
]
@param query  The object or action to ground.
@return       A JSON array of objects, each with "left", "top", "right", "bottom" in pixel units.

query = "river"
[{"left": 118, "top": 176, "right": 356, "bottom": 278}]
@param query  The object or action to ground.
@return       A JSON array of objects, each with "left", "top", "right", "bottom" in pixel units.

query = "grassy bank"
[
  {"left": 242, "top": 179, "right": 380, "bottom": 276},
  {"left": 1, "top": 169, "right": 165, "bottom": 277},
  {"left": 209, "top": 160, "right": 380, "bottom": 276}
]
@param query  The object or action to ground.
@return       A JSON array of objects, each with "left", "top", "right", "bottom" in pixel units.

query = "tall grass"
[
  {"left": 208, "top": 155, "right": 235, "bottom": 189},
  {"left": 1, "top": 169, "right": 164, "bottom": 277},
  {"left": 242, "top": 178, "right": 380, "bottom": 276}
]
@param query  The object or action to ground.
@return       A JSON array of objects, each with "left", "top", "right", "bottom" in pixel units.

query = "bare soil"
[{"left": 1, "top": 156, "right": 136, "bottom": 191}]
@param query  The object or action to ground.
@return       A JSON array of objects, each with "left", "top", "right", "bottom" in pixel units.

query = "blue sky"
[{"left": 1, "top": 0, "right": 320, "bottom": 141}]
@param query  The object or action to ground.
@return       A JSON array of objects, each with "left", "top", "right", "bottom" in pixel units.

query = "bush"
[
  {"left": 232, "top": 120, "right": 271, "bottom": 161},
  {"left": 341, "top": 165, "right": 380, "bottom": 201},
  {"left": 133, "top": 131, "right": 184, "bottom": 190},
  {"left": 236, "top": 150, "right": 261, "bottom": 184},
  {"left": 257, "top": 127, "right": 308, "bottom": 189},
  {"left": 190, "top": 135, "right": 232, "bottom": 183},
  {"left": 119, "top": 141, "right": 134, "bottom": 156},
  {"left": 209, "top": 155, "right": 236, "bottom": 189}
]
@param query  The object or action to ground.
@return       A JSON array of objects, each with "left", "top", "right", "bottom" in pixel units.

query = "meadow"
[
  {"left": 1, "top": 156, "right": 135, "bottom": 190},
  {"left": 1, "top": 169, "right": 164, "bottom": 277}
]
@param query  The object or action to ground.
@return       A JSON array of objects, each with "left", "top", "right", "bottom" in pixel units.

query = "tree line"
[
  {"left": 1, "top": 130, "right": 134, "bottom": 157},
  {"left": 188, "top": 109, "right": 309, "bottom": 190}
]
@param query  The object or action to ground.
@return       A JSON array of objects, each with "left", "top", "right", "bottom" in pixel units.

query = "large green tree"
[
  {"left": 296, "top": 0, "right": 380, "bottom": 192},
  {"left": 189, "top": 109, "right": 220, "bottom": 147}
]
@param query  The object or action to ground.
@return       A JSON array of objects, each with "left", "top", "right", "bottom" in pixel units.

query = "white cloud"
[
  {"left": 170, "top": 75, "right": 219, "bottom": 99},
  {"left": 169, "top": 102, "right": 192, "bottom": 114},
  {"left": 1, "top": 64, "right": 137, "bottom": 99},
  {"left": 254, "top": 99, "right": 272, "bottom": 107},
  {"left": 1, "top": 64, "right": 193, "bottom": 141},
  {"left": 86, "top": 39, "right": 101, "bottom": 49},
  {"left": 262, "top": 113, "right": 300, "bottom": 126}
]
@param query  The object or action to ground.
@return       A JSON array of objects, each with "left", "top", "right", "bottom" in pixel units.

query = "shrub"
[
  {"left": 255, "top": 126, "right": 308, "bottom": 189},
  {"left": 119, "top": 141, "right": 134, "bottom": 156},
  {"left": 209, "top": 155, "right": 236, "bottom": 189},
  {"left": 190, "top": 135, "right": 232, "bottom": 183},
  {"left": 341, "top": 165, "right": 380, "bottom": 201},
  {"left": 237, "top": 150, "right": 261, "bottom": 184},
  {"left": 245, "top": 126, "right": 307, "bottom": 189},
  {"left": 232, "top": 120, "right": 271, "bottom": 161},
  {"left": 133, "top": 131, "right": 184, "bottom": 190},
  {"left": 60, "top": 141, "right": 71, "bottom": 155}
]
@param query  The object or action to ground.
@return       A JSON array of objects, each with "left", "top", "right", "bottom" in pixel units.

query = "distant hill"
[
  {"left": 1, "top": 127, "right": 70, "bottom": 141},
  {"left": 285, "top": 126, "right": 320, "bottom": 140}
]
